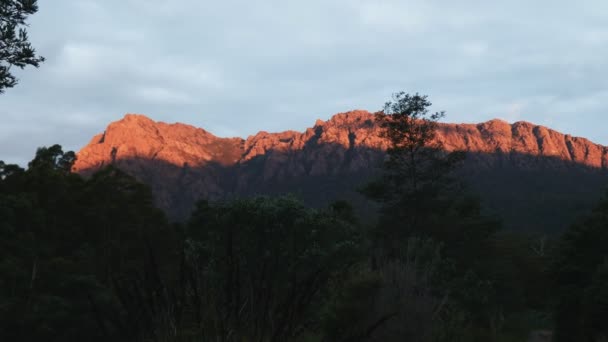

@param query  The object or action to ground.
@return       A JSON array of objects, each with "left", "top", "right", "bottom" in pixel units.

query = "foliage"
[
  {"left": 1, "top": 145, "right": 366, "bottom": 341},
  {"left": 362, "top": 93, "right": 497, "bottom": 259},
  {"left": 4, "top": 86, "right": 606, "bottom": 341},
  {"left": 182, "top": 196, "right": 362, "bottom": 341},
  {"left": 552, "top": 193, "right": 608, "bottom": 342},
  {"left": 360, "top": 92, "right": 545, "bottom": 341},
  {"left": 0, "top": 146, "right": 173, "bottom": 341},
  {"left": 322, "top": 237, "right": 452, "bottom": 342},
  {"left": 0, "top": 0, "right": 45, "bottom": 93}
]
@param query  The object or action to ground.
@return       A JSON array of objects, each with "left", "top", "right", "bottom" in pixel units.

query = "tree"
[
  {"left": 0, "top": 145, "right": 97, "bottom": 342},
  {"left": 361, "top": 92, "right": 506, "bottom": 341},
  {"left": 552, "top": 192, "right": 608, "bottom": 342},
  {"left": 1, "top": 0, "right": 45, "bottom": 93},
  {"left": 322, "top": 237, "right": 457, "bottom": 342},
  {"left": 27, "top": 144, "right": 76, "bottom": 173},
  {"left": 0, "top": 146, "right": 175, "bottom": 342},
  {"left": 362, "top": 92, "right": 496, "bottom": 261},
  {"left": 183, "top": 196, "right": 362, "bottom": 341}
]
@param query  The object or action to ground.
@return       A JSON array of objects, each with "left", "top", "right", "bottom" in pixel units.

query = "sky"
[{"left": 2, "top": 0, "right": 608, "bottom": 165}]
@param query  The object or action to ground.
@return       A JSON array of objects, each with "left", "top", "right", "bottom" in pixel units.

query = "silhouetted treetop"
[{"left": 0, "top": 0, "right": 45, "bottom": 93}]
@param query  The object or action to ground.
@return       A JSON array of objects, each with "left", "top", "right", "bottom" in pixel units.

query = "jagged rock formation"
[{"left": 73, "top": 111, "right": 608, "bottom": 232}]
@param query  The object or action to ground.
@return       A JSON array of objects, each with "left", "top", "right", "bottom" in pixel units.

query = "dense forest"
[
  {"left": 2, "top": 3, "right": 607, "bottom": 340},
  {"left": 2, "top": 93, "right": 607, "bottom": 341}
]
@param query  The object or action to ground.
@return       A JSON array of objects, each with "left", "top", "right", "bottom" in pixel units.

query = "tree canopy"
[
  {"left": 0, "top": 0, "right": 45, "bottom": 93},
  {"left": 362, "top": 92, "right": 497, "bottom": 261},
  {"left": 552, "top": 193, "right": 608, "bottom": 342},
  {"left": 2, "top": 91, "right": 602, "bottom": 341}
]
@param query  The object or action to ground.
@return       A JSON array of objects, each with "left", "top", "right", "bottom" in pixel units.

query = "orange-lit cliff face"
[
  {"left": 74, "top": 110, "right": 608, "bottom": 174},
  {"left": 73, "top": 111, "right": 608, "bottom": 231},
  {"left": 74, "top": 113, "right": 243, "bottom": 171}
]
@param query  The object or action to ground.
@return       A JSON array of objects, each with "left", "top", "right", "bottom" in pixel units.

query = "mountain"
[{"left": 73, "top": 111, "right": 608, "bottom": 232}]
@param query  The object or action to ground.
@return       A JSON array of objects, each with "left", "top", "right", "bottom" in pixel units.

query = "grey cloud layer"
[{"left": 1, "top": 0, "right": 607, "bottom": 165}]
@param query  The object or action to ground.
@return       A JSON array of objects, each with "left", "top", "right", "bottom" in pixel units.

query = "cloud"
[
  {"left": 461, "top": 41, "right": 488, "bottom": 58},
  {"left": 133, "top": 86, "right": 196, "bottom": 105},
  {"left": 52, "top": 43, "right": 128, "bottom": 82},
  {"left": 1, "top": 0, "right": 608, "bottom": 165},
  {"left": 504, "top": 102, "right": 524, "bottom": 122},
  {"left": 355, "top": 1, "right": 431, "bottom": 33}
]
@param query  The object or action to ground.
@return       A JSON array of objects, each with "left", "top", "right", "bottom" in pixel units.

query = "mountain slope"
[{"left": 73, "top": 111, "right": 608, "bottom": 232}]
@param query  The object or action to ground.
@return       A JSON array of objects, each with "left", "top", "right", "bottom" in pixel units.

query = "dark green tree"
[
  {"left": 79, "top": 166, "right": 180, "bottom": 342},
  {"left": 79, "top": 166, "right": 172, "bottom": 280},
  {"left": 183, "top": 196, "right": 362, "bottom": 341},
  {"left": 360, "top": 92, "right": 506, "bottom": 341},
  {"left": 552, "top": 193, "right": 608, "bottom": 342},
  {"left": 1, "top": 0, "right": 45, "bottom": 93},
  {"left": 0, "top": 145, "right": 95, "bottom": 341},
  {"left": 322, "top": 237, "right": 455, "bottom": 342},
  {"left": 0, "top": 146, "right": 175, "bottom": 342},
  {"left": 362, "top": 92, "right": 497, "bottom": 262}
]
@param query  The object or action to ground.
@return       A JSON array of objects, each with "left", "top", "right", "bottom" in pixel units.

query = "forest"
[
  {"left": 2, "top": 1, "right": 608, "bottom": 341},
  {"left": 1, "top": 93, "right": 607, "bottom": 342}
]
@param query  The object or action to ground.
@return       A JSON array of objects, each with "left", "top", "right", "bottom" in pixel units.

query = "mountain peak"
[
  {"left": 73, "top": 111, "right": 608, "bottom": 227},
  {"left": 123, "top": 113, "right": 152, "bottom": 120},
  {"left": 118, "top": 113, "right": 157, "bottom": 125},
  {"left": 326, "top": 110, "right": 373, "bottom": 124},
  {"left": 485, "top": 118, "right": 511, "bottom": 124},
  {"left": 75, "top": 111, "right": 608, "bottom": 174}
]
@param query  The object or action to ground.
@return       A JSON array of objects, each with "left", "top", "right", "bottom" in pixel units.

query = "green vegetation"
[
  {"left": 0, "top": 0, "right": 45, "bottom": 93},
  {"left": 552, "top": 194, "right": 608, "bottom": 342},
  {"left": 1, "top": 93, "right": 606, "bottom": 341}
]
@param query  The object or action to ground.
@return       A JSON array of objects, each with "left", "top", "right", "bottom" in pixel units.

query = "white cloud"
[
  {"left": 134, "top": 59, "right": 225, "bottom": 89},
  {"left": 504, "top": 102, "right": 524, "bottom": 122},
  {"left": 52, "top": 43, "right": 130, "bottom": 81},
  {"left": 461, "top": 41, "right": 488, "bottom": 58},
  {"left": 1, "top": 0, "right": 608, "bottom": 165},
  {"left": 355, "top": 1, "right": 430, "bottom": 33},
  {"left": 582, "top": 29, "right": 608, "bottom": 46},
  {"left": 133, "top": 86, "right": 196, "bottom": 105}
]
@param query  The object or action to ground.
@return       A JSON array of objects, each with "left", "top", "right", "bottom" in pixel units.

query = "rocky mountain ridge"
[
  {"left": 75, "top": 111, "right": 608, "bottom": 172},
  {"left": 73, "top": 111, "right": 608, "bottom": 231}
]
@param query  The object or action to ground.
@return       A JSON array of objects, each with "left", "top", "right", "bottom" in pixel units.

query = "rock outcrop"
[{"left": 73, "top": 110, "right": 608, "bottom": 231}]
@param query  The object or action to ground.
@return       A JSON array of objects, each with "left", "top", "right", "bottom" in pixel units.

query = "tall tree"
[
  {"left": 0, "top": 146, "right": 175, "bottom": 342},
  {"left": 1, "top": 0, "right": 45, "bottom": 93},
  {"left": 362, "top": 92, "right": 496, "bottom": 260},
  {"left": 183, "top": 196, "right": 361, "bottom": 341},
  {"left": 361, "top": 92, "right": 505, "bottom": 341}
]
